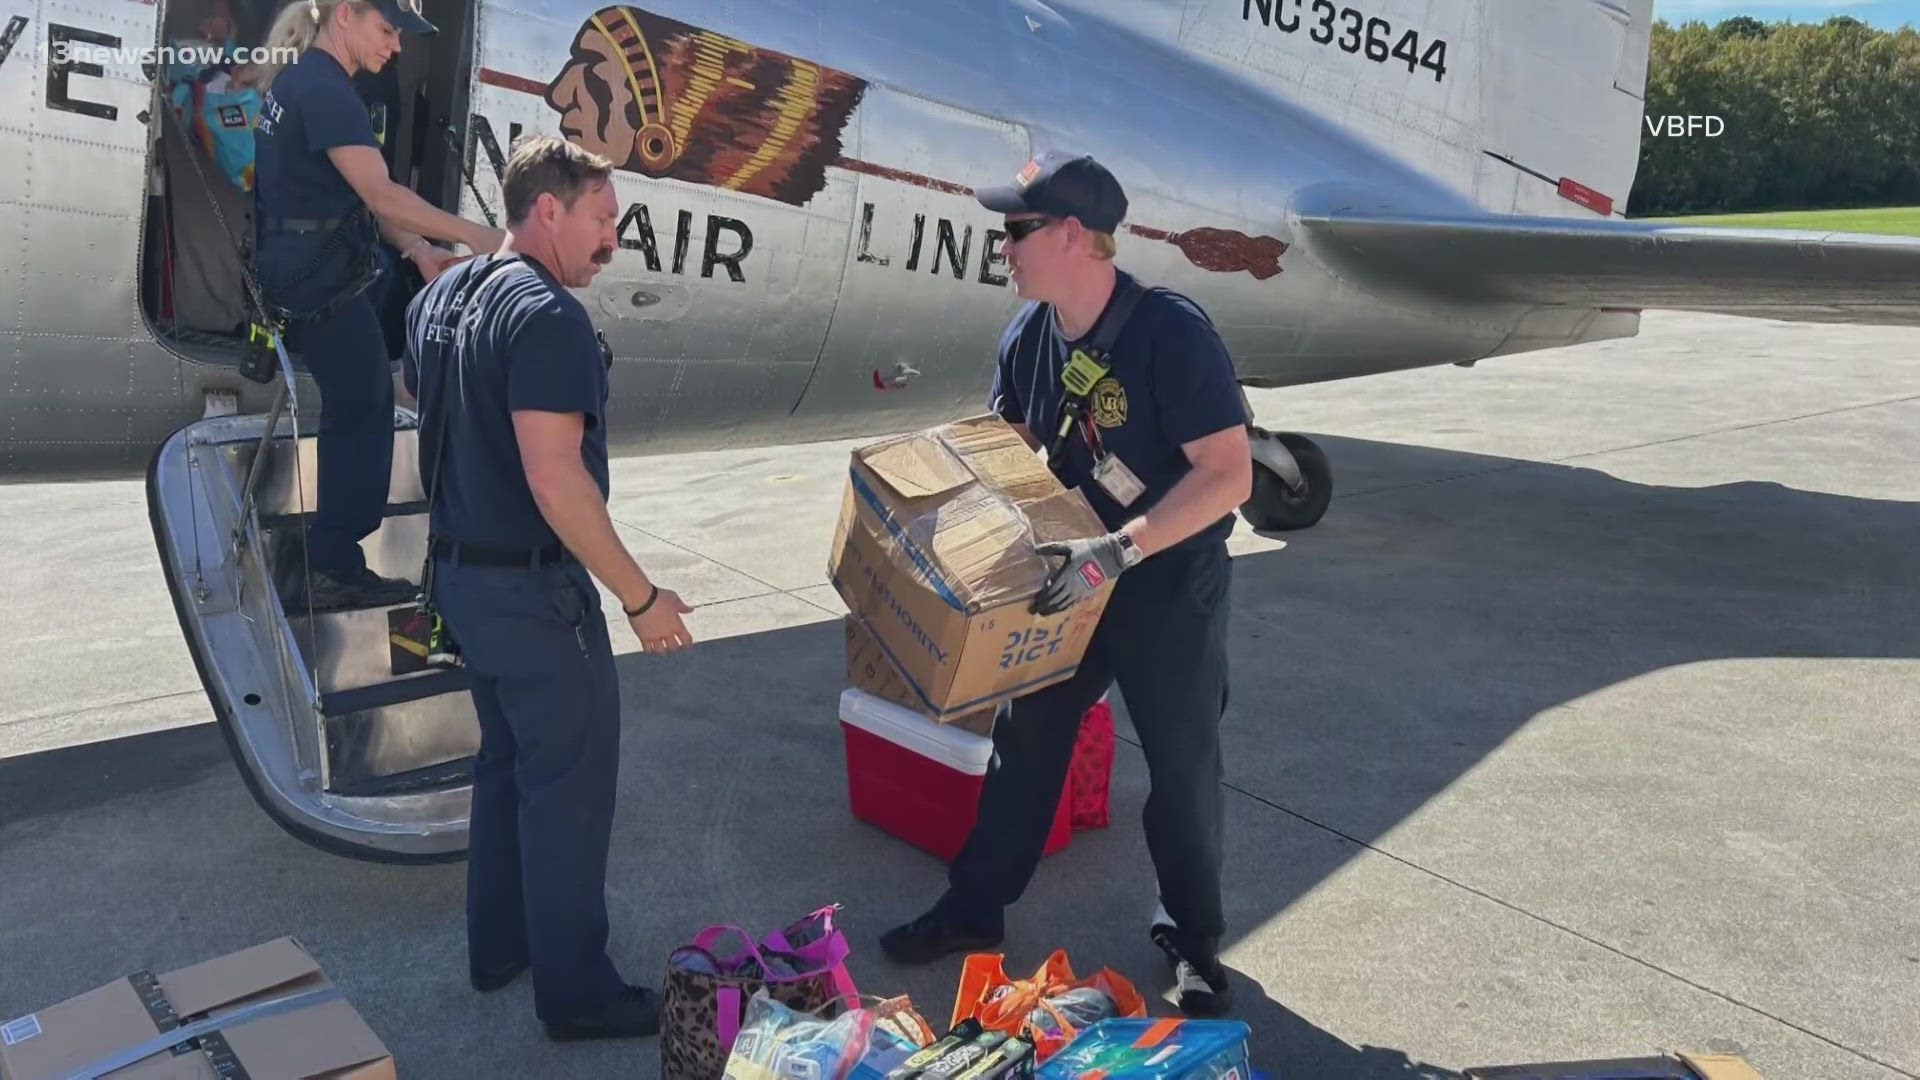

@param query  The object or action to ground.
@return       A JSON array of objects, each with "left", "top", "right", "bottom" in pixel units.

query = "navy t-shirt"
[
  {"left": 989, "top": 270, "right": 1247, "bottom": 547},
  {"left": 254, "top": 49, "right": 379, "bottom": 222},
  {"left": 404, "top": 254, "right": 611, "bottom": 550}
]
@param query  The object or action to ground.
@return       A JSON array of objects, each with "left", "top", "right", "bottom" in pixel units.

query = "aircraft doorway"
[{"left": 137, "top": 0, "right": 482, "bottom": 370}]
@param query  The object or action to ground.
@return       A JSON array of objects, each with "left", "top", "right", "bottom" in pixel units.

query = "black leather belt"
[{"left": 430, "top": 537, "right": 570, "bottom": 568}]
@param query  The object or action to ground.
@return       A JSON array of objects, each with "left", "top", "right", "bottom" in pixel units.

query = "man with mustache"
[{"left": 403, "top": 135, "right": 694, "bottom": 1041}]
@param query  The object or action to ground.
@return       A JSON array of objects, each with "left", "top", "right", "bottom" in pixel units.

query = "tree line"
[{"left": 1630, "top": 16, "right": 1920, "bottom": 215}]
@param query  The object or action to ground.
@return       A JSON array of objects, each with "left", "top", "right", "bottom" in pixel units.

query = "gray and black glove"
[{"left": 1032, "top": 532, "right": 1137, "bottom": 615}]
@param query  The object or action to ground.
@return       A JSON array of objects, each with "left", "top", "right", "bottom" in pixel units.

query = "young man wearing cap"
[{"left": 879, "top": 151, "right": 1252, "bottom": 1017}]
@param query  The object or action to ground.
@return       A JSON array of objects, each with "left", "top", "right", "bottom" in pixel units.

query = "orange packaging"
[{"left": 950, "top": 949, "right": 1146, "bottom": 1062}]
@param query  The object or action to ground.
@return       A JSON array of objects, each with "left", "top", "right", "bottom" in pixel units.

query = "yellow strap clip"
[{"left": 1062, "top": 349, "right": 1109, "bottom": 398}]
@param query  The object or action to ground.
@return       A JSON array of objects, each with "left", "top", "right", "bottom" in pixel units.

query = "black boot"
[
  {"left": 470, "top": 958, "right": 528, "bottom": 993},
  {"left": 543, "top": 985, "right": 661, "bottom": 1042},
  {"left": 287, "top": 567, "right": 417, "bottom": 612},
  {"left": 880, "top": 894, "right": 1004, "bottom": 964}
]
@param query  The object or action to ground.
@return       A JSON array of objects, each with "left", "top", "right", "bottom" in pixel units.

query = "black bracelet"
[{"left": 624, "top": 585, "right": 660, "bottom": 618}]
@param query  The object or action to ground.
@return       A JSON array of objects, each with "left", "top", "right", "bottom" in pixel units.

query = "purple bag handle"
[
  {"left": 718, "top": 986, "right": 742, "bottom": 1053},
  {"left": 687, "top": 925, "right": 760, "bottom": 1055},
  {"left": 691, "top": 910, "right": 855, "bottom": 1053},
  {"left": 762, "top": 905, "right": 858, "bottom": 1001},
  {"left": 692, "top": 925, "right": 768, "bottom": 970}
]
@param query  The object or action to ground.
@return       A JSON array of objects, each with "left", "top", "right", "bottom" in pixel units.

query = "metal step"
[
  {"left": 264, "top": 512, "right": 431, "bottom": 598},
  {"left": 290, "top": 600, "right": 447, "bottom": 697},
  {"left": 329, "top": 755, "right": 477, "bottom": 799},
  {"left": 322, "top": 679, "right": 479, "bottom": 796},
  {"left": 152, "top": 414, "right": 476, "bottom": 861},
  {"left": 319, "top": 668, "right": 471, "bottom": 717},
  {"left": 219, "top": 430, "right": 425, "bottom": 521},
  {"left": 261, "top": 500, "right": 428, "bottom": 532}
]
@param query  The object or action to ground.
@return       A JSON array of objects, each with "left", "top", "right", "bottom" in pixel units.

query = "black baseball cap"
[
  {"left": 370, "top": 0, "right": 437, "bottom": 35},
  {"left": 975, "top": 151, "right": 1128, "bottom": 234}
]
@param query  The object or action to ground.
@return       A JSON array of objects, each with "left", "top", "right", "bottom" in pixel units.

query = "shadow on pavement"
[{"left": 4, "top": 434, "right": 1916, "bottom": 1076}]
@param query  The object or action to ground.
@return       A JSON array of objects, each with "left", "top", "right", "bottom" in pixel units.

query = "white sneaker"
[{"left": 1174, "top": 957, "right": 1233, "bottom": 1017}]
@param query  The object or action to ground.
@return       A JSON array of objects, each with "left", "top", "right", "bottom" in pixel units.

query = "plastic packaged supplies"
[
  {"left": 1036, "top": 1018, "right": 1253, "bottom": 1079},
  {"left": 951, "top": 950, "right": 1146, "bottom": 1062},
  {"left": 722, "top": 990, "right": 876, "bottom": 1080},
  {"left": 883, "top": 1024, "right": 1036, "bottom": 1080},
  {"left": 167, "top": 58, "right": 262, "bottom": 193},
  {"left": 993, "top": 985, "right": 1119, "bottom": 1044},
  {"left": 722, "top": 991, "right": 942, "bottom": 1080}
]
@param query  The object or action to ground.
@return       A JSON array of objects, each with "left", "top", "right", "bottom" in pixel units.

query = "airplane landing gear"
[{"left": 1240, "top": 427, "right": 1332, "bottom": 531}]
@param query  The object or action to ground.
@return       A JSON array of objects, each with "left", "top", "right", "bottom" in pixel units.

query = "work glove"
[{"left": 1032, "top": 533, "right": 1135, "bottom": 615}]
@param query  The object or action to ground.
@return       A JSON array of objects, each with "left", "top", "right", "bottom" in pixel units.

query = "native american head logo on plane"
[{"left": 543, "top": 5, "right": 868, "bottom": 207}]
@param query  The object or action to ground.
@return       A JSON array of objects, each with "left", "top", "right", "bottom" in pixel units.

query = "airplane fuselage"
[{"left": 0, "top": 0, "right": 1652, "bottom": 477}]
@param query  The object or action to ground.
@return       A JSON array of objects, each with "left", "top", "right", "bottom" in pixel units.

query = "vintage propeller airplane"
[{"left": 3, "top": 0, "right": 1915, "bottom": 859}]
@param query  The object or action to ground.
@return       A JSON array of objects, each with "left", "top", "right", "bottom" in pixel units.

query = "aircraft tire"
[{"left": 1240, "top": 432, "right": 1332, "bottom": 531}]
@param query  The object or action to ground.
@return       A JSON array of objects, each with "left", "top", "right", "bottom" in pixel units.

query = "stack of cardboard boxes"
[{"left": 828, "top": 415, "right": 1114, "bottom": 862}]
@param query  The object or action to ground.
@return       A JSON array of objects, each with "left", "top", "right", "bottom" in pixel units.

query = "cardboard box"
[
  {"left": 845, "top": 616, "right": 997, "bottom": 736},
  {"left": 1465, "top": 1052, "right": 1762, "bottom": 1079},
  {"left": 0, "top": 937, "right": 394, "bottom": 1080},
  {"left": 829, "top": 416, "right": 1114, "bottom": 722}
]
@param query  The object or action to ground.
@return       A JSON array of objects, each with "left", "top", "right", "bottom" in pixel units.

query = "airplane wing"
[{"left": 1293, "top": 202, "right": 1920, "bottom": 327}]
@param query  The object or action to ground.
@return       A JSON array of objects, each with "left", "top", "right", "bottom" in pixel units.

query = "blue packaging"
[
  {"left": 1038, "top": 1019, "right": 1252, "bottom": 1080},
  {"left": 168, "top": 70, "right": 262, "bottom": 192},
  {"left": 845, "top": 1022, "right": 921, "bottom": 1080}
]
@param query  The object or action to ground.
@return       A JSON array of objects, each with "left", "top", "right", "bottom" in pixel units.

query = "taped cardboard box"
[
  {"left": 0, "top": 937, "right": 395, "bottom": 1080},
  {"left": 1465, "top": 1051, "right": 1762, "bottom": 1079},
  {"left": 829, "top": 416, "right": 1114, "bottom": 722},
  {"left": 845, "top": 616, "right": 997, "bottom": 736}
]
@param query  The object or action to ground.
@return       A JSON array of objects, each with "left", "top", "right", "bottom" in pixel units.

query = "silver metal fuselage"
[{"left": 0, "top": 0, "right": 1654, "bottom": 477}]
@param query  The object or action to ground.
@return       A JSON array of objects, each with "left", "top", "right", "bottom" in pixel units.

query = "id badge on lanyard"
[{"left": 1079, "top": 410, "right": 1146, "bottom": 507}]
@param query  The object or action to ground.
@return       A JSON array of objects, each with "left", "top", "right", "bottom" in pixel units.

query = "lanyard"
[
  {"left": 1042, "top": 277, "right": 1147, "bottom": 466},
  {"left": 1048, "top": 346, "right": 1111, "bottom": 462},
  {"left": 1075, "top": 398, "right": 1106, "bottom": 458}
]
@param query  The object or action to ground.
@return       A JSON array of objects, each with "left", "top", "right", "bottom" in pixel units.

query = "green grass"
[{"left": 1638, "top": 206, "right": 1920, "bottom": 237}]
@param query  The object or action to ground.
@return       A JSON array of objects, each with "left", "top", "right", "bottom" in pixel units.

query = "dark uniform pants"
[
  {"left": 946, "top": 536, "right": 1232, "bottom": 957},
  {"left": 256, "top": 231, "right": 397, "bottom": 576},
  {"left": 430, "top": 556, "right": 627, "bottom": 1022}
]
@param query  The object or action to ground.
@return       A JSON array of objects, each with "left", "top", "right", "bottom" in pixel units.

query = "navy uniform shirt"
[
  {"left": 254, "top": 48, "right": 378, "bottom": 222},
  {"left": 404, "top": 254, "right": 611, "bottom": 549},
  {"left": 989, "top": 269, "right": 1247, "bottom": 548}
]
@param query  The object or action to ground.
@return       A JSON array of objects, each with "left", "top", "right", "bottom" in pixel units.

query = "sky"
[{"left": 1652, "top": 0, "right": 1920, "bottom": 29}]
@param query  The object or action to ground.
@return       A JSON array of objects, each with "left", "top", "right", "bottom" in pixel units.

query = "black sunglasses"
[{"left": 1003, "top": 217, "right": 1056, "bottom": 242}]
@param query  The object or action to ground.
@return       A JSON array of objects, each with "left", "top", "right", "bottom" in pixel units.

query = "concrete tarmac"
[{"left": 3, "top": 311, "right": 1918, "bottom": 1078}]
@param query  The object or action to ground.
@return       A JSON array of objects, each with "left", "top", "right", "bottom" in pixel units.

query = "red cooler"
[{"left": 839, "top": 688, "right": 1071, "bottom": 863}]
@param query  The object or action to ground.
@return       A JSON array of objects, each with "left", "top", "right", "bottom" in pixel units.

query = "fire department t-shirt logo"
[{"left": 1091, "top": 376, "right": 1128, "bottom": 428}]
